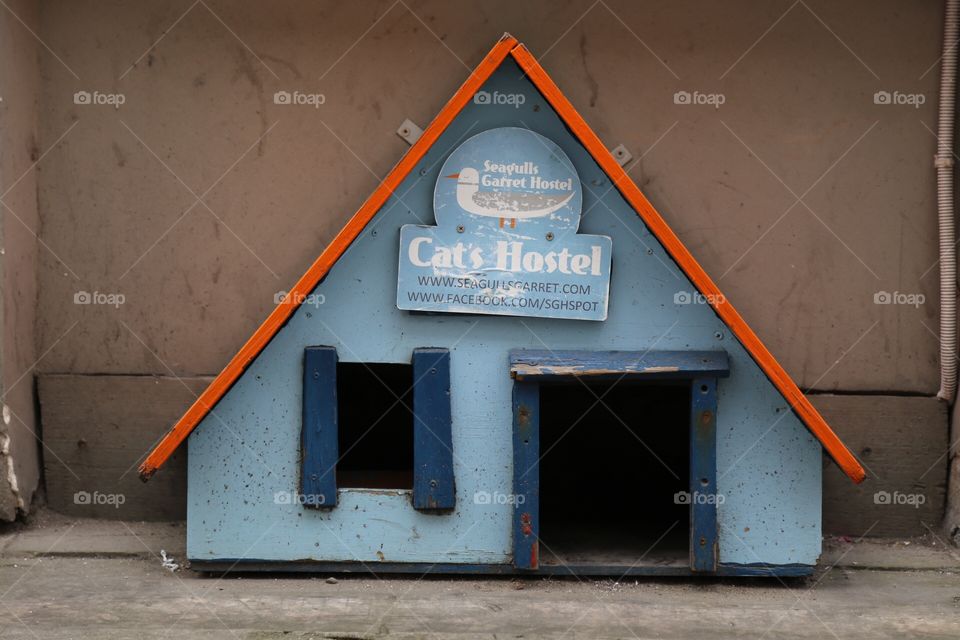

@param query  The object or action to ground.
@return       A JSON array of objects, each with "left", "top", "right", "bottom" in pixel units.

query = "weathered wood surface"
[
  {"left": 509, "top": 350, "right": 730, "bottom": 380},
  {"left": 38, "top": 374, "right": 211, "bottom": 520},
  {"left": 815, "top": 394, "right": 948, "bottom": 537}
]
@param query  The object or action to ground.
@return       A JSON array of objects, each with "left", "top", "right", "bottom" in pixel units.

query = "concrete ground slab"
[
  {"left": 2, "top": 515, "right": 960, "bottom": 638},
  {"left": 0, "top": 556, "right": 958, "bottom": 639},
  {"left": 821, "top": 535, "right": 960, "bottom": 571},
  {"left": 0, "top": 512, "right": 185, "bottom": 557}
]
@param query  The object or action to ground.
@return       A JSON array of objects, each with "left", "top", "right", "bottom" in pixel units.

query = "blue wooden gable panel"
[{"left": 187, "top": 57, "right": 821, "bottom": 567}]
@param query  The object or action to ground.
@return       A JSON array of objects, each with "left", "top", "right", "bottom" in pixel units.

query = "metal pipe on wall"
[{"left": 937, "top": 0, "right": 959, "bottom": 403}]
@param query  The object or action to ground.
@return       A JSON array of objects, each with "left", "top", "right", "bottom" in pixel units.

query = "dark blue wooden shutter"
[
  {"left": 412, "top": 348, "right": 455, "bottom": 511},
  {"left": 301, "top": 346, "right": 338, "bottom": 509}
]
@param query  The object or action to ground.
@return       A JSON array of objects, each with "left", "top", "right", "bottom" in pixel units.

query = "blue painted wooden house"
[{"left": 142, "top": 35, "right": 865, "bottom": 577}]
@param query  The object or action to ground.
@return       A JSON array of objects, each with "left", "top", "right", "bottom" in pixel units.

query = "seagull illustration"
[{"left": 445, "top": 167, "right": 575, "bottom": 228}]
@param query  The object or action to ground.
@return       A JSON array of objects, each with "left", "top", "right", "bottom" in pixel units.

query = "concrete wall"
[
  {"left": 27, "top": 1, "right": 952, "bottom": 532},
  {"left": 0, "top": 0, "right": 42, "bottom": 520}
]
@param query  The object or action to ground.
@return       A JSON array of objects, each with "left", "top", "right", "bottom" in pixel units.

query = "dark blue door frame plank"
[
  {"left": 301, "top": 346, "right": 339, "bottom": 509},
  {"left": 690, "top": 377, "right": 719, "bottom": 572},
  {"left": 412, "top": 348, "right": 455, "bottom": 511},
  {"left": 512, "top": 381, "right": 540, "bottom": 570}
]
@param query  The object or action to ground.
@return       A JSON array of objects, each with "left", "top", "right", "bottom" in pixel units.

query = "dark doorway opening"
[
  {"left": 337, "top": 362, "right": 414, "bottom": 489},
  {"left": 537, "top": 380, "right": 690, "bottom": 567}
]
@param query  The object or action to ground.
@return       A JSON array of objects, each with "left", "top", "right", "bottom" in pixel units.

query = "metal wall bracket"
[
  {"left": 610, "top": 144, "right": 633, "bottom": 167},
  {"left": 397, "top": 119, "right": 424, "bottom": 145}
]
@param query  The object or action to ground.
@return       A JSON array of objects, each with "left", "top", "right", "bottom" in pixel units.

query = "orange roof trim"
[{"left": 140, "top": 34, "right": 866, "bottom": 484}]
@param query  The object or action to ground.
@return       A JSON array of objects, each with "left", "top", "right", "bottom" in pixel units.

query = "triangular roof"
[{"left": 140, "top": 34, "right": 866, "bottom": 484}]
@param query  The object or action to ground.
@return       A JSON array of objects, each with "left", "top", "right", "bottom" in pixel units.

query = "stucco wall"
[
  {"left": 0, "top": 0, "right": 42, "bottom": 519},
  {"left": 33, "top": 0, "right": 943, "bottom": 394}
]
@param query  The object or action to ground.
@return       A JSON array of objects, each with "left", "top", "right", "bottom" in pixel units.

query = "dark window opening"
[
  {"left": 538, "top": 380, "right": 690, "bottom": 567},
  {"left": 336, "top": 362, "right": 414, "bottom": 489}
]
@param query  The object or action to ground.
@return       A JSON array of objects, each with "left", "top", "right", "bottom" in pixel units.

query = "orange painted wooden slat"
[
  {"left": 138, "top": 34, "right": 519, "bottom": 480},
  {"left": 508, "top": 43, "right": 865, "bottom": 484}
]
